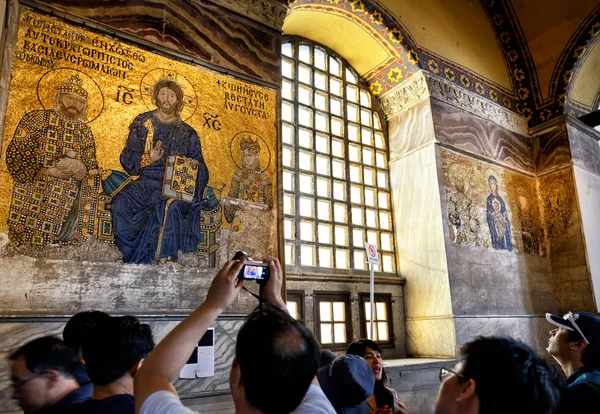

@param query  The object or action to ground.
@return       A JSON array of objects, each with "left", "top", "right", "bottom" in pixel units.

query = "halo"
[
  {"left": 447, "top": 162, "right": 469, "bottom": 192},
  {"left": 543, "top": 182, "right": 568, "bottom": 205},
  {"left": 36, "top": 68, "right": 104, "bottom": 123},
  {"left": 230, "top": 131, "right": 271, "bottom": 172},
  {"left": 483, "top": 167, "right": 503, "bottom": 189},
  {"left": 140, "top": 69, "right": 197, "bottom": 122}
]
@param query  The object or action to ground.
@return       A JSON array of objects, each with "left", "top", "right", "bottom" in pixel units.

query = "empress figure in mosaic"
[
  {"left": 111, "top": 79, "right": 209, "bottom": 264},
  {"left": 485, "top": 175, "right": 513, "bottom": 251},
  {"left": 6, "top": 75, "right": 101, "bottom": 246}
]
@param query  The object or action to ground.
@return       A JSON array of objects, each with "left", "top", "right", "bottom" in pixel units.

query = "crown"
[
  {"left": 57, "top": 75, "right": 88, "bottom": 100},
  {"left": 240, "top": 135, "right": 260, "bottom": 154}
]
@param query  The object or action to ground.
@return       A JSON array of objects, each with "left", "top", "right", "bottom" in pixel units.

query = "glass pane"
[
  {"left": 320, "top": 302, "right": 332, "bottom": 322},
  {"left": 300, "top": 220, "right": 314, "bottom": 242},
  {"left": 301, "top": 245, "right": 315, "bottom": 266},
  {"left": 364, "top": 168, "right": 375, "bottom": 186},
  {"left": 346, "top": 68, "right": 357, "bottom": 83},
  {"left": 299, "top": 173, "right": 314, "bottom": 193},
  {"left": 318, "top": 224, "right": 332, "bottom": 244},
  {"left": 350, "top": 164, "right": 362, "bottom": 183},
  {"left": 336, "top": 249, "right": 349, "bottom": 268},
  {"left": 315, "top": 112, "right": 329, "bottom": 132},
  {"left": 298, "top": 85, "right": 311, "bottom": 105},
  {"left": 335, "top": 226, "right": 348, "bottom": 246},
  {"left": 367, "top": 230, "right": 378, "bottom": 245},
  {"left": 352, "top": 207, "right": 364, "bottom": 226},
  {"left": 317, "top": 200, "right": 332, "bottom": 221},
  {"left": 333, "top": 302, "right": 345, "bottom": 321},
  {"left": 377, "top": 322, "right": 389, "bottom": 341},
  {"left": 333, "top": 181, "right": 346, "bottom": 201},
  {"left": 316, "top": 155, "right": 330, "bottom": 175},
  {"left": 364, "top": 302, "right": 371, "bottom": 320},
  {"left": 282, "top": 102, "right": 293, "bottom": 122},
  {"left": 321, "top": 323, "right": 333, "bottom": 344},
  {"left": 380, "top": 212, "right": 391, "bottom": 230},
  {"left": 377, "top": 171, "right": 388, "bottom": 188},
  {"left": 315, "top": 92, "right": 327, "bottom": 111},
  {"left": 360, "top": 89, "right": 371, "bottom": 107},
  {"left": 366, "top": 321, "right": 373, "bottom": 340},
  {"left": 299, "top": 106, "right": 313, "bottom": 127},
  {"left": 283, "top": 194, "right": 294, "bottom": 215},
  {"left": 282, "top": 42, "right": 293, "bottom": 58},
  {"left": 284, "top": 219, "right": 295, "bottom": 239},
  {"left": 299, "top": 44, "right": 311, "bottom": 64},
  {"left": 317, "top": 177, "right": 331, "bottom": 197},
  {"left": 332, "top": 159, "right": 345, "bottom": 179},
  {"left": 299, "top": 151, "right": 314, "bottom": 171},
  {"left": 334, "top": 203, "right": 347, "bottom": 223},
  {"left": 331, "top": 117, "right": 343, "bottom": 137},
  {"left": 378, "top": 191, "right": 390, "bottom": 209},
  {"left": 375, "top": 132, "right": 385, "bottom": 149},
  {"left": 361, "top": 128, "right": 373, "bottom": 146},
  {"left": 316, "top": 134, "right": 329, "bottom": 153},
  {"left": 282, "top": 59, "right": 294, "bottom": 78},
  {"left": 361, "top": 109, "right": 372, "bottom": 126},
  {"left": 381, "top": 232, "right": 393, "bottom": 251},
  {"left": 315, "top": 48, "right": 326, "bottom": 70},
  {"left": 285, "top": 243, "right": 294, "bottom": 264},
  {"left": 298, "top": 128, "right": 313, "bottom": 149},
  {"left": 319, "top": 247, "right": 333, "bottom": 267},
  {"left": 299, "top": 64, "right": 312, "bottom": 84},
  {"left": 373, "top": 113, "right": 381, "bottom": 130},
  {"left": 349, "top": 144, "right": 361, "bottom": 162},
  {"left": 363, "top": 148, "right": 375, "bottom": 165},
  {"left": 347, "top": 85, "right": 358, "bottom": 102},
  {"left": 315, "top": 71, "right": 327, "bottom": 90},
  {"left": 376, "top": 151, "right": 386, "bottom": 168},
  {"left": 353, "top": 228, "right": 365, "bottom": 247},
  {"left": 283, "top": 171, "right": 294, "bottom": 191},
  {"left": 287, "top": 301, "right": 298, "bottom": 319},
  {"left": 354, "top": 251, "right": 366, "bottom": 270},
  {"left": 282, "top": 123, "right": 294, "bottom": 145},
  {"left": 330, "top": 78, "right": 342, "bottom": 96},
  {"left": 331, "top": 139, "right": 344, "bottom": 157},
  {"left": 330, "top": 98, "right": 342, "bottom": 116},
  {"left": 350, "top": 185, "right": 363, "bottom": 204},
  {"left": 329, "top": 56, "right": 341, "bottom": 76},
  {"left": 282, "top": 80, "right": 293, "bottom": 100},
  {"left": 382, "top": 254, "right": 395, "bottom": 272},
  {"left": 366, "top": 209, "right": 378, "bottom": 227},
  {"left": 376, "top": 302, "right": 387, "bottom": 320},
  {"left": 283, "top": 147, "right": 294, "bottom": 168},
  {"left": 364, "top": 187, "right": 376, "bottom": 206},
  {"left": 347, "top": 104, "right": 359, "bottom": 122},
  {"left": 299, "top": 197, "right": 314, "bottom": 217},
  {"left": 348, "top": 124, "right": 359, "bottom": 142},
  {"left": 334, "top": 323, "right": 346, "bottom": 343}
]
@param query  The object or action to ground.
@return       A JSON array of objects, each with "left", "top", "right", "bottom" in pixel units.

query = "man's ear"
[
  {"left": 455, "top": 379, "right": 477, "bottom": 403},
  {"left": 45, "top": 370, "right": 60, "bottom": 387},
  {"left": 230, "top": 362, "right": 243, "bottom": 387},
  {"left": 130, "top": 359, "right": 144, "bottom": 378}
]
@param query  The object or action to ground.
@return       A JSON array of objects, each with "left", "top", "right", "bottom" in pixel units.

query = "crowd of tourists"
[{"left": 9, "top": 257, "right": 600, "bottom": 413}]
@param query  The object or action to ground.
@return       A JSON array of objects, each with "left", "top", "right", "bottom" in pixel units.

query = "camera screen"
[{"left": 243, "top": 265, "right": 266, "bottom": 280}]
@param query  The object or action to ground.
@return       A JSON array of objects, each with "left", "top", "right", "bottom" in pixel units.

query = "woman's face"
[{"left": 363, "top": 346, "right": 383, "bottom": 381}]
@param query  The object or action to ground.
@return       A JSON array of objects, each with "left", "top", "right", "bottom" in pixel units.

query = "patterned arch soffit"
[{"left": 287, "top": 0, "right": 522, "bottom": 117}]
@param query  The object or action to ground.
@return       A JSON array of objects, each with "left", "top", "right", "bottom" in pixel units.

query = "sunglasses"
[
  {"left": 439, "top": 367, "right": 464, "bottom": 382},
  {"left": 564, "top": 312, "right": 590, "bottom": 345}
]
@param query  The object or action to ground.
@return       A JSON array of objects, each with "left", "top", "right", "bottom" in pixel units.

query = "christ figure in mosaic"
[
  {"left": 485, "top": 175, "right": 513, "bottom": 251},
  {"left": 6, "top": 75, "right": 101, "bottom": 246}
]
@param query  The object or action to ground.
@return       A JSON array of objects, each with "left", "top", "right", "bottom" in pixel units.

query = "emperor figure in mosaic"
[
  {"left": 6, "top": 75, "right": 101, "bottom": 246},
  {"left": 110, "top": 79, "right": 210, "bottom": 265}
]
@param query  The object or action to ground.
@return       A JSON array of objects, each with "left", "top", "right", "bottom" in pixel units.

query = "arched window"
[{"left": 281, "top": 38, "right": 396, "bottom": 275}]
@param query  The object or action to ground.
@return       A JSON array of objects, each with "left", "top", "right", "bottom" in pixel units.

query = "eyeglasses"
[
  {"left": 12, "top": 371, "right": 48, "bottom": 389},
  {"left": 439, "top": 367, "right": 464, "bottom": 382},
  {"left": 564, "top": 312, "right": 590, "bottom": 345}
]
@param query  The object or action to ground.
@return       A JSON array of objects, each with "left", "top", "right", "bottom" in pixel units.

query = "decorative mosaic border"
[
  {"left": 210, "top": 0, "right": 288, "bottom": 30},
  {"left": 379, "top": 71, "right": 429, "bottom": 119}
]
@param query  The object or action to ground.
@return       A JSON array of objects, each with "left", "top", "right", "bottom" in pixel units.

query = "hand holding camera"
[{"left": 232, "top": 252, "right": 286, "bottom": 311}]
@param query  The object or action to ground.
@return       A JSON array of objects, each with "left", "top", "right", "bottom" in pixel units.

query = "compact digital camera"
[{"left": 233, "top": 251, "right": 270, "bottom": 283}]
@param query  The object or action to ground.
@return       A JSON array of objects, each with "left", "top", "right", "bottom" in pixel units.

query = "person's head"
[
  {"left": 317, "top": 354, "right": 375, "bottom": 414},
  {"left": 83, "top": 316, "right": 154, "bottom": 387},
  {"left": 231, "top": 303, "right": 320, "bottom": 414},
  {"left": 346, "top": 339, "right": 394, "bottom": 409},
  {"left": 546, "top": 311, "right": 600, "bottom": 368},
  {"left": 63, "top": 311, "right": 110, "bottom": 361},
  {"left": 10, "top": 336, "right": 79, "bottom": 413},
  {"left": 435, "top": 337, "right": 563, "bottom": 414},
  {"left": 240, "top": 136, "right": 261, "bottom": 170},
  {"left": 54, "top": 75, "right": 88, "bottom": 120},
  {"left": 488, "top": 175, "right": 498, "bottom": 194},
  {"left": 152, "top": 79, "right": 184, "bottom": 116},
  {"left": 492, "top": 199, "right": 501, "bottom": 213}
]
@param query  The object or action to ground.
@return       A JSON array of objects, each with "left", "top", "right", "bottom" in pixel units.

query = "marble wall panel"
[
  {"left": 34, "top": 0, "right": 282, "bottom": 84},
  {"left": 405, "top": 318, "right": 456, "bottom": 358},
  {"left": 388, "top": 98, "right": 435, "bottom": 161},
  {"left": 431, "top": 99, "right": 533, "bottom": 173},
  {"left": 0, "top": 317, "right": 245, "bottom": 413},
  {"left": 533, "top": 125, "right": 571, "bottom": 174},
  {"left": 567, "top": 124, "right": 600, "bottom": 176}
]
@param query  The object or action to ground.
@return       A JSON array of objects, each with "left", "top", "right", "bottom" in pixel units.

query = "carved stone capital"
[
  {"left": 205, "top": 0, "right": 288, "bottom": 30},
  {"left": 379, "top": 71, "right": 429, "bottom": 120},
  {"left": 424, "top": 72, "right": 529, "bottom": 136}
]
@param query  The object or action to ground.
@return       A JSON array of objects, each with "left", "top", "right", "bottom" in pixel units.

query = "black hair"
[
  {"left": 460, "top": 337, "right": 564, "bottom": 414},
  {"left": 152, "top": 79, "right": 185, "bottom": 115},
  {"left": 566, "top": 330, "right": 600, "bottom": 367},
  {"left": 346, "top": 339, "right": 394, "bottom": 409},
  {"left": 236, "top": 303, "right": 320, "bottom": 414},
  {"left": 83, "top": 316, "right": 154, "bottom": 386},
  {"left": 10, "top": 336, "right": 77, "bottom": 378},
  {"left": 63, "top": 311, "right": 111, "bottom": 353}
]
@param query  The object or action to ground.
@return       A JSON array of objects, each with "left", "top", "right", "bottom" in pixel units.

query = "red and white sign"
[{"left": 365, "top": 243, "right": 379, "bottom": 265}]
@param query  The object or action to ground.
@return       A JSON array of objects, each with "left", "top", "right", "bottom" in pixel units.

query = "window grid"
[
  {"left": 286, "top": 291, "right": 305, "bottom": 321},
  {"left": 314, "top": 292, "right": 352, "bottom": 349},
  {"left": 282, "top": 38, "right": 397, "bottom": 274},
  {"left": 359, "top": 293, "right": 394, "bottom": 346}
]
